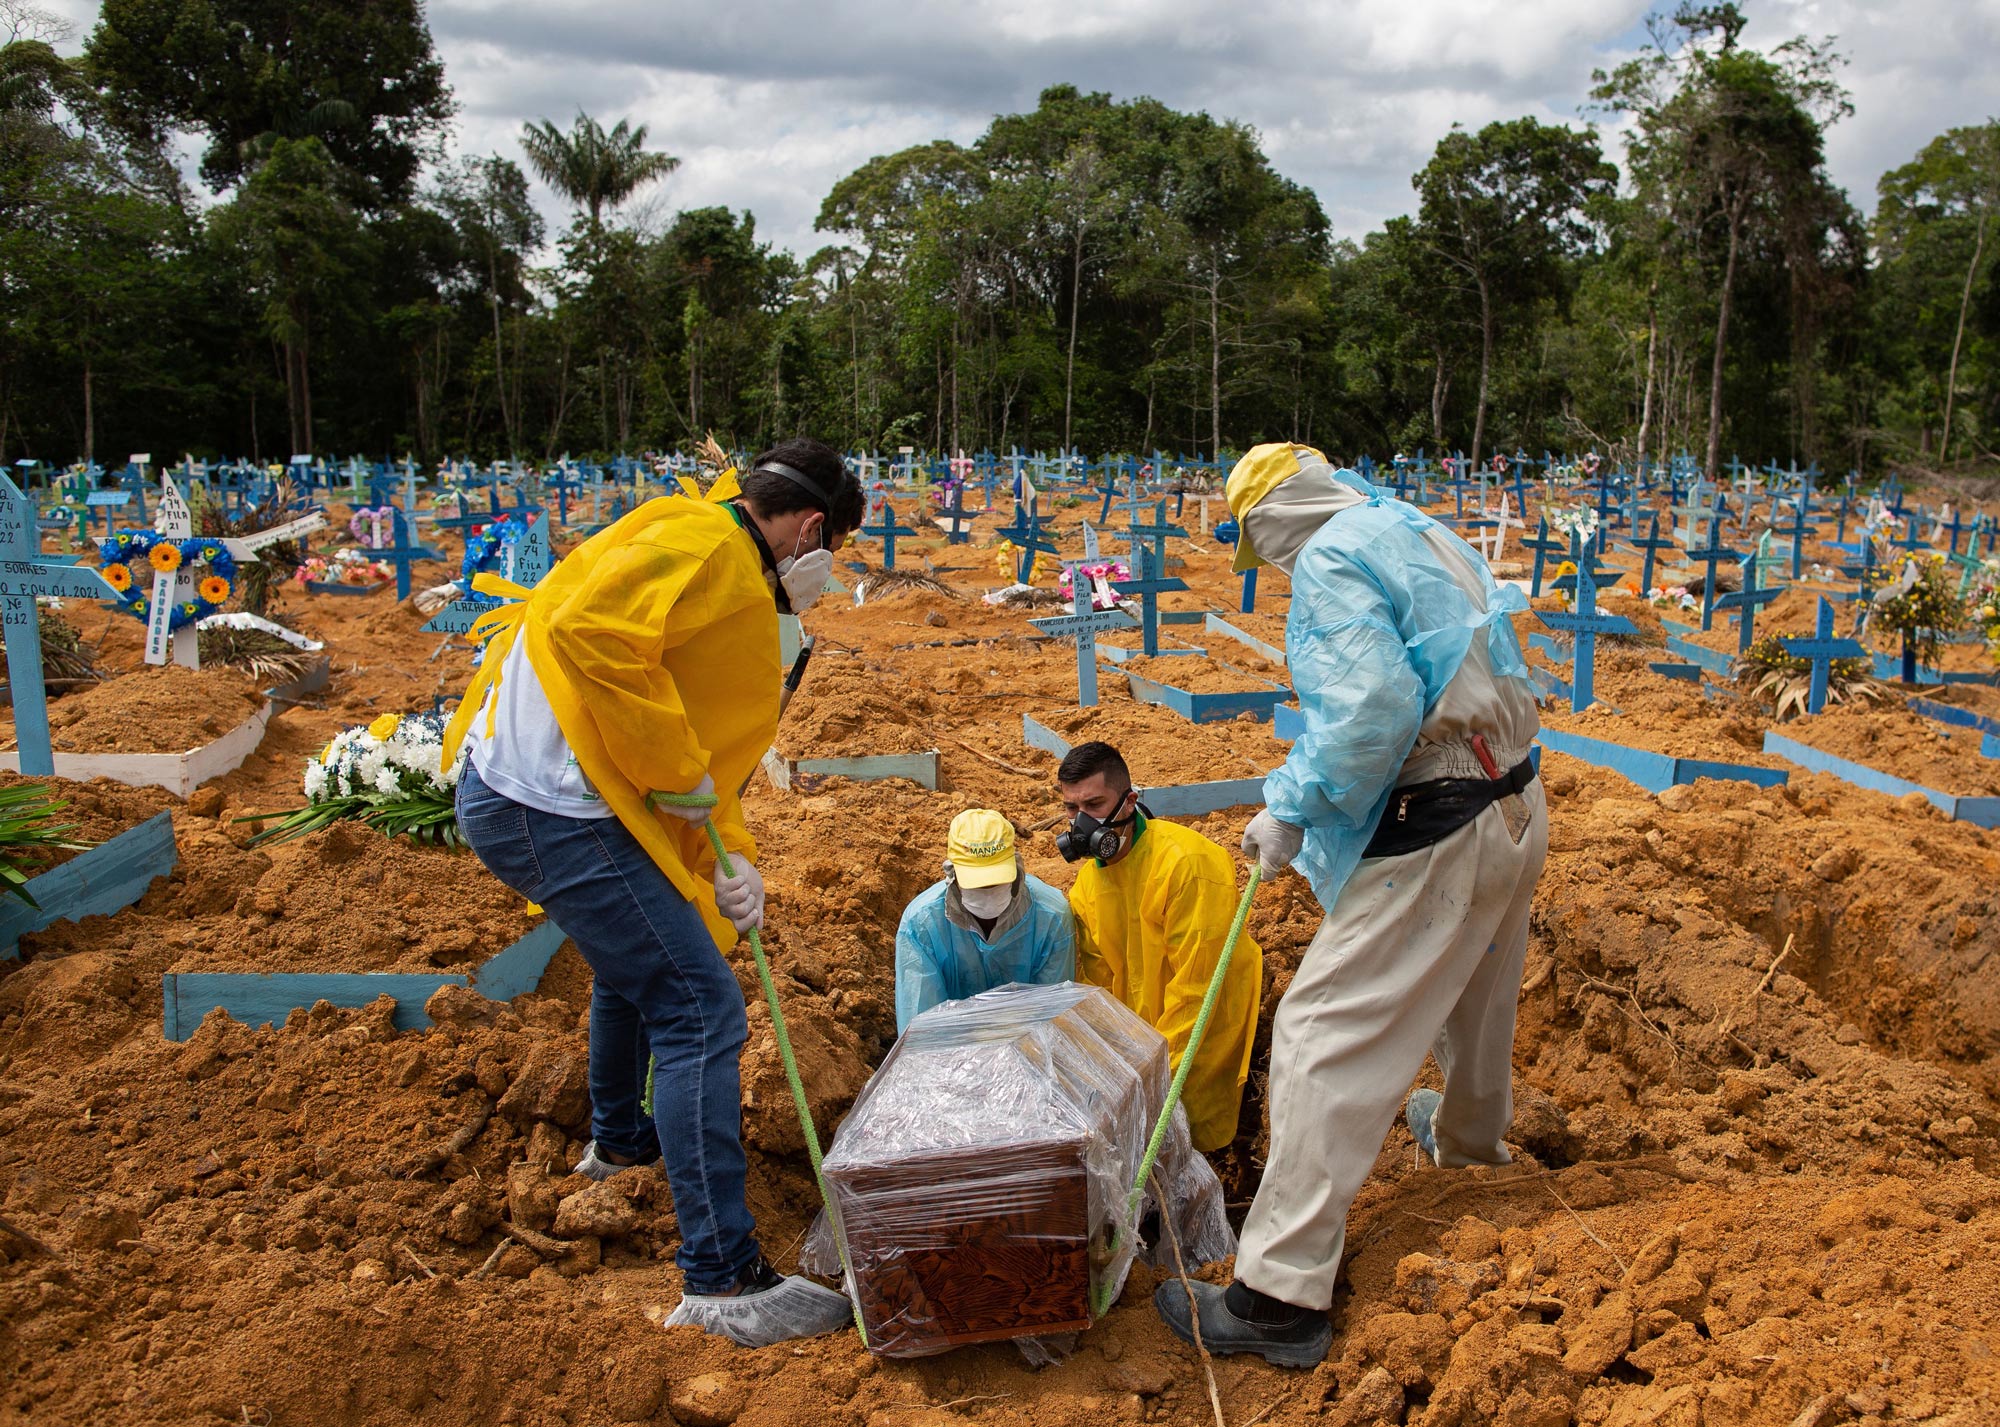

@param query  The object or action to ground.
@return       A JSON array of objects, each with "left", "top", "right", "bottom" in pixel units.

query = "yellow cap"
[
  {"left": 947, "top": 809, "right": 1017, "bottom": 889},
  {"left": 1224, "top": 443, "right": 1326, "bottom": 572}
]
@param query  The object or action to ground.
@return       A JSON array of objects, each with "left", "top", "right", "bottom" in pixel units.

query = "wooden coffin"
[{"left": 823, "top": 983, "right": 1169, "bottom": 1357}]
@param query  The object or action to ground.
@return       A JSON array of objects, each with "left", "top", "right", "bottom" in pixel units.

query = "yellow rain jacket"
[
  {"left": 442, "top": 497, "right": 779, "bottom": 954},
  {"left": 1067, "top": 817, "right": 1262, "bottom": 1152}
]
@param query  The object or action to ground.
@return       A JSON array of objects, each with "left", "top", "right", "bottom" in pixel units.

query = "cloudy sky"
[{"left": 45, "top": 0, "right": 2000, "bottom": 255}]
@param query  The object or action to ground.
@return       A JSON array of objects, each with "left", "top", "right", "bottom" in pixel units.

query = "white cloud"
[{"left": 46, "top": 0, "right": 2000, "bottom": 253}]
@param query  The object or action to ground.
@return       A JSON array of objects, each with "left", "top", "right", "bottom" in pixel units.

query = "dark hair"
[
  {"left": 1057, "top": 741, "right": 1130, "bottom": 789},
  {"left": 739, "top": 437, "right": 864, "bottom": 534}
]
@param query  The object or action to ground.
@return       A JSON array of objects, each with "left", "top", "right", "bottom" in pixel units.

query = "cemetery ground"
[{"left": 3, "top": 488, "right": 2000, "bottom": 1426}]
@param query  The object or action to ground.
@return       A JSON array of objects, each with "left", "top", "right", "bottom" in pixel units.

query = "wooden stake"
[{"left": 1153, "top": 1171, "right": 1228, "bottom": 1427}]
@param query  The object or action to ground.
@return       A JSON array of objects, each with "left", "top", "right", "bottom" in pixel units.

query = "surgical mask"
[
  {"left": 775, "top": 521, "right": 834, "bottom": 614},
  {"left": 957, "top": 881, "right": 1013, "bottom": 920},
  {"left": 1056, "top": 795, "right": 1139, "bottom": 863}
]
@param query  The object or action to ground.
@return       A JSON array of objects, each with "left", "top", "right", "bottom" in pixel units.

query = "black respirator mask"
[{"left": 1056, "top": 794, "right": 1143, "bottom": 864}]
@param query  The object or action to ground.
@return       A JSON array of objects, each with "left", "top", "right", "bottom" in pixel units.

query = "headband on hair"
[{"left": 752, "top": 459, "right": 835, "bottom": 514}]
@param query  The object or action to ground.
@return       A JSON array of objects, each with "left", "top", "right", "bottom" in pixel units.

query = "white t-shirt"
[{"left": 468, "top": 636, "right": 614, "bottom": 819}]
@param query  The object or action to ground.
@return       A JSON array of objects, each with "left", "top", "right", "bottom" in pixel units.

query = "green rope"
[
  {"left": 649, "top": 789, "right": 869, "bottom": 1345},
  {"left": 1089, "top": 864, "right": 1262, "bottom": 1319}
]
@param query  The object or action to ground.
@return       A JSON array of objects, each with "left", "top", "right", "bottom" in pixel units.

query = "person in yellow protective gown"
[
  {"left": 1056, "top": 740, "right": 1261, "bottom": 1152},
  {"left": 445, "top": 438, "right": 865, "bottom": 1348}
]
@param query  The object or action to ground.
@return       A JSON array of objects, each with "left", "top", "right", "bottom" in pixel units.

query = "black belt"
[{"left": 1362, "top": 757, "right": 1535, "bottom": 860}]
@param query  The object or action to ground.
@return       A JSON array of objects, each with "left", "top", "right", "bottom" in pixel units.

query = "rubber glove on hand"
[
  {"left": 713, "top": 858, "right": 765, "bottom": 933},
  {"left": 1242, "top": 809, "right": 1304, "bottom": 878},
  {"left": 659, "top": 773, "right": 716, "bottom": 824}
]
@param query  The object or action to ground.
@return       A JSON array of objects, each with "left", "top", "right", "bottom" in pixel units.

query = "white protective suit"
[{"left": 1234, "top": 452, "right": 1549, "bottom": 1312}]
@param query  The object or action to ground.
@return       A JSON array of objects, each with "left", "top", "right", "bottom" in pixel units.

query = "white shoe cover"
[
  {"left": 573, "top": 1141, "right": 636, "bottom": 1182},
  {"left": 664, "top": 1273, "right": 855, "bottom": 1348}
]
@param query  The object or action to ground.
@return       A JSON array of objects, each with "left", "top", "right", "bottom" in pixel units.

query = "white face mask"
[
  {"left": 775, "top": 520, "right": 835, "bottom": 614},
  {"left": 957, "top": 881, "right": 1013, "bottom": 920}
]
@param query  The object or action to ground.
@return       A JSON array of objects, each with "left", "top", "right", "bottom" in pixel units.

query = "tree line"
[{"left": 1, "top": 0, "right": 1996, "bottom": 482}]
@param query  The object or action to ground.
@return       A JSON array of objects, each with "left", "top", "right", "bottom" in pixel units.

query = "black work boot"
[{"left": 1153, "top": 1279, "right": 1332, "bottom": 1368}]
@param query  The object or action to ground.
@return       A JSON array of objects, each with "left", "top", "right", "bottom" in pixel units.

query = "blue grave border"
[
  {"left": 1908, "top": 697, "right": 2000, "bottom": 739},
  {"left": 1203, "top": 614, "right": 1285, "bottom": 665},
  {"left": 1763, "top": 732, "right": 2000, "bottom": 827},
  {"left": 1022, "top": 716, "right": 1265, "bottom": 816},
  {"left": 304, "top": 579, "right": 392, "bottom": 598},
  {"left": 0, "top": 810, "right": 178, "bottom": 960},
  {"left": 772, "top": 751, "right": 941, "bottom": 792},
  {"left": 1111, "top": 662, "right": 1293, "bottom": 725},
  {"left": 162, "top": 918, "right": 570, "bottom": 1041},
  {"left": 1537, "top": 728, "right": 1788, "bottom": 794}
]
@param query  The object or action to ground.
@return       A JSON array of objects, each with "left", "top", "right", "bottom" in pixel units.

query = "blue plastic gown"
[
  {"left": 893, "top": 875, "right": 1077, "bottom": 1030},
  {"left": 1262, "top": 469, "right": 1531, "bottom": 912}
]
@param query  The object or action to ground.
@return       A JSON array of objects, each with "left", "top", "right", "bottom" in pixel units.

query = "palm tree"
[{"left": 519, "top": 112, "right": 679, "bottom": 228}]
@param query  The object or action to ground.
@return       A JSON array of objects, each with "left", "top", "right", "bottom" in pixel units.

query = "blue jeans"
[{"left": 456, "top": 760, "right": 759, "bottom": 1292}]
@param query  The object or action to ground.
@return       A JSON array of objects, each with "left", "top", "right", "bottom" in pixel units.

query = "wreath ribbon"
[{"left": 440, "top": 572, "right": 535, "bottom": 767}]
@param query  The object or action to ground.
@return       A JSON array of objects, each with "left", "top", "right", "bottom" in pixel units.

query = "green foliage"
[
  {"left": 84, "top": 0, "right": 452, "bottom": 203},
  {"left": 0, "top": 780, "right": 89, "bottom": 906},
  {"left": 1411, "top": 117, "right": 1615, "bottom": 463},
  {"left": 519, "top": 112, "right": 678, "bottom": 229},
  {"left": 243, "top": 790, "right": 460, "bottom": 849}
]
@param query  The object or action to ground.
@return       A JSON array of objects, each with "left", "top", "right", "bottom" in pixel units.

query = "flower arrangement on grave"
[
  {"left": 1058, "top": 560, "right": 1131, "bottom": 612},
  {"left": 245, "top": 711, "right": 466, "bottom": 848},
  {"left": 1545, "top": 503, "right": 1600, "bottom": 545},
  {"left": 1647, "top": 584, "right": 1698, "bottom": 612},
  {"left": 195, "top": 477, "right": 309, "bottom": 615},
  {"left": 1968, "top": 559, "right": 2000, "bottom": 663},
  {"left": 1736, "top": 634, "right": 1888, "bottom": 722},
  {"left": 995, "top": 540, "right": 1048, "bottom": 585},
  {"left": 96, "top": 531, "right": 236, "bottom": 629},
  {"left": 294, "top": 550, "right": 392, "bottom": 588},
  {"left": 0, "top": 781, "right": 90, "bottom": 906},
  {"left": 448, "top": 516, "right": 528, "bottom": 613},
  {"left": 348, "top": 506, "right": 396, "bottom": 549},
  {"left": 1871, "top": 550, "right": 1967, "bottom": 671}
]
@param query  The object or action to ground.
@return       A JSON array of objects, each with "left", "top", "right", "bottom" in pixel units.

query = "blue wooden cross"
[
  {"left": 121, "top": 462, "right": 150, "bottom": 524},
  {"left": 1239, "top": 567, "right": 1258, "bottom": 613},
  {"left": 1684, "top": 532, "right": 1743, "bottom": 632},
  {"left": 0, "top": 476, "right": 120, "bottom": 775},
  {"left": 934, "top": 484, "right": 978, "bottom": 545},
  {"left": 1124, "top": 501, "right": 1187, "bottom": 583},
  {"left": 1521, "top": 517, "right": 1564, "bottom": 598},
  {"left": 1783, "top": 497, "right": 1818, "bottom": 579},
  {"left": 1780, "top": 596, "right": 1867, "bottom": 716},
  {"left": 1623, "top": 514, "right": 1677, "bottom": 595},
  {"left": 861, "top": 501, "right": 917, "bottom": 570},
  {"left": 1535, "top": 561, "right": 1637, "bottom": 712},
  {"left": 1713, "top": 552, "right": 1783, "bottom": 653},
  {"left": 1111, "top": 546, "right": 1188, "bottom": 657},
  {"left": 1671, "top": 491, "right": 1719, "bottom": 550},
  {"left": 1548, "top": 530, "right": 1620, "bottom": 597},
  {"left": 383, "top": 508, "right": 443, "bottom": 600},
  {"left": 1007, "top": 505, "right": 1061, "bottom": 584},
  {"left": 545, "top": 467, "right": 582, "bottom": 526},
  {"left": 1028, "top": 577, "right": 1136, "bottom": 707}
]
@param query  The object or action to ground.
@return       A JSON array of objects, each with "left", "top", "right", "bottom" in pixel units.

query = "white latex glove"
[
  {"left": 779, "top": 548, "right": 836, "bottom": 613},
  {"left": 659, "top": 773, "right": 716, "bottom": 824},
  {"left": 1242, "top": 809, "right": 1303, "bottom": 878},
  {"left": 713, "top": 858, "right": 765, "bottom": 933}
]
